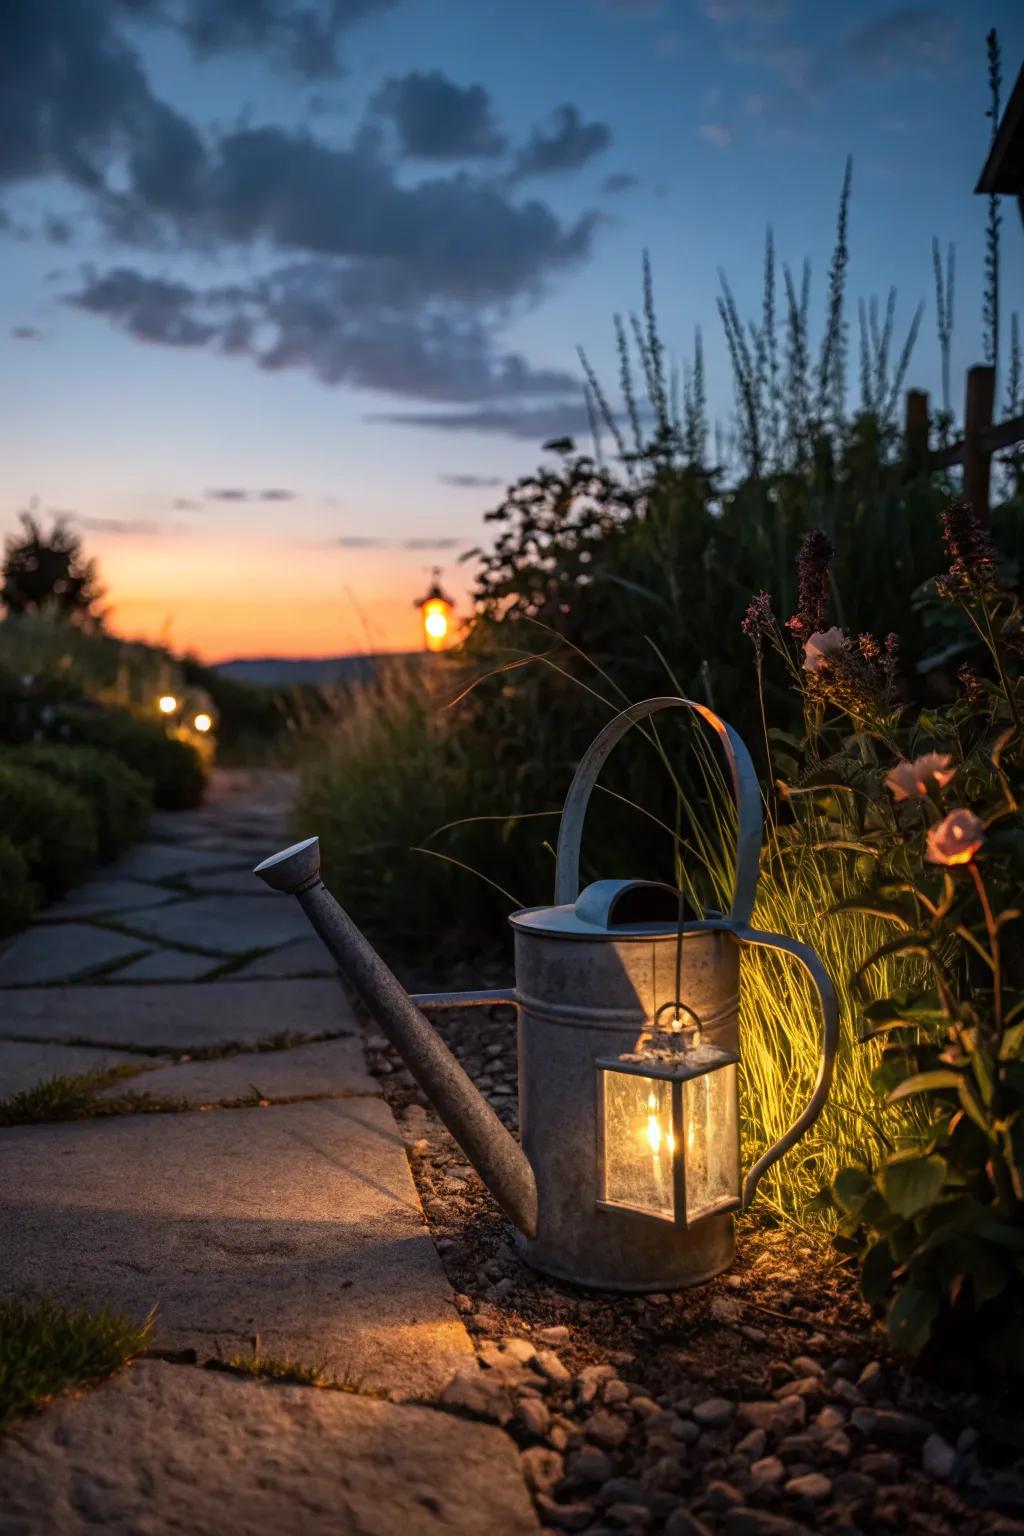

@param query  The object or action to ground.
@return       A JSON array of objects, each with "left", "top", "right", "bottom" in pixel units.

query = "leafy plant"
[
  {"left": 53, "top": 705, "right": 206, "bottom": 810},
  {"left": 0, "top": 760, "right": 98, "bottom": 899},
  {"left": 743, "top": 502, "right": 1024, "bottom": 1366},
  {"left": 0, "top": 834, "right": 36, "bottom": 937},
  {"left": 1, "top": 509, "right": 105, "bottom": 624}
]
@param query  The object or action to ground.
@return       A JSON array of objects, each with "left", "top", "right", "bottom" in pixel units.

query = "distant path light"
[
  {"left": 194, "top": 712, "right": 213, "bottom": 733},
  {"left": 158, "top": 695, "right": 178, "bottom": 714},
  {"left": 414, "top": 567, "right": 455, "bottom": 653}
]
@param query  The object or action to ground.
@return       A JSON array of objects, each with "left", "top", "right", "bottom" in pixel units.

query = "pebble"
[
  {"left": 734, "top": 1428, "right": 766, "bottom": 1459},
  {"left": 831, "top": 1470, "right": 876, "bottom": 1505},
  {"left": 922, "top": 1432, "right": 957, "bottom": 1481},
  {"left": 534, "top": 1494, "right": 593, "bottom": 1532},
  {"left": 749, "top": 1455, "right": 785, "bottom": 1488},
  {"left": 820, "top": 1430, "right": 852, "bottom": 1459},
  {"left": 693, "top": 1397, "right": 735, "bottom": 1428},
  {"left": 856, "top": 1360, "right": 883, "bottom": 1395},
  {"left": 453, "top": 1292, "right": 474, "bottom": 1314},
  {"left": 702, "top": 1479, "right": 745, "bottom": 1512},
  {"left": 740, "top": 1326, "right": 767, "bottom": 1344},
  {"left": 857, "top": 1450, "right": 900, "bottom": 1483},
  {"left": 534, "top": 1349, "right": 572, "bottom": 1385},
  {"left": 606, "top": 1503, "right": 652, "bottom": 1532},
  {"left": 736, "top": 1398, "right": 805, "bottom": 1436},
  {"left": 671, "top": 1417, "right": 701, "bottom": 1445},
  {"left": 515, "top": 1396, "right": 551, "bottom": 1438},
  {"left": 848, "top": 1406, "right": 876, "bottom": 1436},
  {"left": 585, "top": 1411, "right": 631, "bottom": 1450},
  {"left": 871, "top": 1408, "right": 935, "bottom": 1441},
  {"left": 665, "top": 1512, "right": 713, "bottom": 1536},
  {"left": 520, "top": 1445, "right": 563, "bottom": 1494},
  {"left": 830, "top": 1377, "right": 864, "bottom": 1407},
  {"left": 566, "top": 1446, "right": 611, "bottom": 1484},
  {"left": 599, "top": 1476, "right": 647, "bottom": 1506},
  {"left": 814, "top": 1405, "right": 846, "bottom": 1431},
  {"left": 603, "top": 1378, "right": 631, "bottom": 1406},
  {"left": 957, "top": 1426, "right": 979, "bottom": 1453},
  {"left": 439, "top": 1365, "right": 513, "bottom": 1424},
  {"left": 724, "top": 1513, "right": 809, "bottom": 1536},
  {"left": 500, "top": 1336, "right": 537, "bottom": 1364},
  {"left": 537, "top": 1325, "right": 571, "bottom": 1345},
  {"left": 784, "top": 1471, "right": 831, "bottom": 1501},
  {"left": 791, "top": 1355, "right": 823, "bottom": 1378}
]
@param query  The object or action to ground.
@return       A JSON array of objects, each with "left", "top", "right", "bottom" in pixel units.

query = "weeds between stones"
[{"left": 0, "top": 1297, "right": 151, "bottom": 1430}]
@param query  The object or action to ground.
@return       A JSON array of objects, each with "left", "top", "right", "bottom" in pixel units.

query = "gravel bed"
[{"left": 365, "top": 976, "right": 1024, "bottom": 1536}]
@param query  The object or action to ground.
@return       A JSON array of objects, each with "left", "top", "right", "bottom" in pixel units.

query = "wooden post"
[
  {"left": 903, "top": 388, "right": 929, "bottom": 478},
  {"left": 963, "top": 364, "right": 996, "bottom": 525}
]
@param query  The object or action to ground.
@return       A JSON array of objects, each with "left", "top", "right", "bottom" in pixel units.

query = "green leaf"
[
  {"left": 887, "top": 1070, "right": 962, "bottom": 1104},
  {"left": 886, "top": 1283, "right": 939, "bottom": 1355},
  {"left": 861, "top": 1239, "right": 896, "bottom": 1304},
  {"left": 879, "top": 1155, "right": 948, "bottom": 1219},
  {"left": 832, "top": 1166, "right": 872, "bottom": 1215}
]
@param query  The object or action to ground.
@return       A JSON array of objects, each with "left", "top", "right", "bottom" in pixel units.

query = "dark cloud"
[
  {"left": 510, "top": 106, "right": 611, "bottom": 182},
  {"left": 845, "top": 9, "right": 955, "bottom": 77},
  {"left": 602, "top": 172, "right": 639, "bottom": 194},
  {"left": 11, "top": 325, "right": 40, "bottom": 340},
  {"left": 366, "top": 401, "right": 601, "bottom": 442},
  {"left": 172, "top": 497, "right": 203, "bottom": 510},
  {"left": 78, "top": 516, "right": 162, "bottom": 534},
  {"left": 335, "top": 536, "right": 387, "bottom": 547},
  {"left": 120, "top": 0, "right": 398, "bottom": 79},
  {"left": 439, "top": 473, "right": 504, "bottom": 488},
  {"left": 372, "top": 71, "right": 505, "bottom": 159},
  {"left": 206, "top": 487, "right": 249, "bottom": 500},
  {"left": 66, "top": 263, "right": 581, "bottom": 404},
  {"left": 259, "top": 488, "right": 295, "bottom": 500},
  {"left": 402, "top": 537, "right": 463, "bottom": 550},
  {"left": 71, "top": 269, "right": 217, "bottom": 346}
]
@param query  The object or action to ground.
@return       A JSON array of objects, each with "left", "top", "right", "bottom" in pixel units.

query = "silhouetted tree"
[{"left": 1, "top": 510, "right": 105, "bottom": 623}]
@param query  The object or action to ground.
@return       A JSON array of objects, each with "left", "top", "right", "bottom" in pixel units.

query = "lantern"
[
  {"left": 596, "top": 1026, "right": 740, "bottom": 1228},
  {"left": 193, "top": 712, "right": 212, "bottom": 733},
  {"left": 414, "top": 568, "right": 454, "bottom": 653}
]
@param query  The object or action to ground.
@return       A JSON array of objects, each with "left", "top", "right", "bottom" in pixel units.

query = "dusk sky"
[{"left": 2, "top": 0, "right": 1022, "bottom": 660}]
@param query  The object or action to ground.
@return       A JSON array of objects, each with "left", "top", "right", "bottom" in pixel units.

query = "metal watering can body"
[{"left": 255, "top": 696, "right": 838, "bottom": 1293}]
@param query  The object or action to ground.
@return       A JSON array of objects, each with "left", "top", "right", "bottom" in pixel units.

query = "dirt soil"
[{"left": 367, "top": 973, "right": 1024, "bottom": 1536}]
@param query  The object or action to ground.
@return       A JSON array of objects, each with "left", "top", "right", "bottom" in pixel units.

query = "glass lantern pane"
[
  {"left": 684, "top": 1062, "right": 739, "bottom": 1223},
  {"left": 602, "top": 1072, "right": 676, "bottom": 1220}
]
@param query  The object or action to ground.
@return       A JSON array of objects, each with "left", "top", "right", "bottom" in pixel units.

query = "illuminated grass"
[{"left": 0, "top": 1297, "right": 151, "bottom": 1429}]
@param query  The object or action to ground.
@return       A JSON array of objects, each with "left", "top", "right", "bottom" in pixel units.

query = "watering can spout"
[{"left": 254, "top": 837, "right": 538, "bottom": 1239}]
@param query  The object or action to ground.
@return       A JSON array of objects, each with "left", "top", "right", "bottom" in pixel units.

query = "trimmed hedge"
[
  {"left": 54, "top": 706, "right": 206, "bottom": 810},
  {"left": 0, "top": 835, "right": 37, "bottom": 937},
  {"left": 0, "top": 762, "right": 98, "bottom": 900},
  {"left": 8, "top": 744, "right": 151, "bottom": 860}
]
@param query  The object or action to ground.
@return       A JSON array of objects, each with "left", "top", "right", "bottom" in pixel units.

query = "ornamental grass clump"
[{"left": 743, "top": 501, "right": 1024, "bottom": 1370}]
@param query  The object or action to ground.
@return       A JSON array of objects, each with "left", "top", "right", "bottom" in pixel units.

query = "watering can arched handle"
[
  {"left": 734, "top": 926, "right": 839, "bottom": 1211},
  {"left": 554, "top": 696, "right": 762, "bottom": 924}
]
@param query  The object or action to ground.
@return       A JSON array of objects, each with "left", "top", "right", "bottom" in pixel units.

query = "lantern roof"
[
  {"left": 414, "top": 567, "right": 454, "bottom": 609},
  {"left": 510, "top": 878, "right": 716, "bottom": 941}
]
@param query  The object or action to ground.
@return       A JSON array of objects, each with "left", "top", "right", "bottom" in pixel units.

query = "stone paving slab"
[
  {"left": 232, "top": 934, "right": 336, "bottom": 978},
  {"left": 116, "top": 894, "right": 311, "bottom": 954},
  {"left": 0, "top": 1360, "right": 539, "bottom": 1536},
  {"left": 0, "top": 1041, "right": 151, "bottom": 1098},
  {"left": 174, "top": 867, "right": 280, "bottom": 897},
  {"left": 100, "top": 1037, "right": 376, "bottom": 1104},
  {"left": 37, "top": 881, "right": 178, "bottom": 922},
  {"left": 0, "top": 1099, "right": 473, "bottom": 1400},
  {"left": 0, "top": 978, "right": 355, "bottom": 1050},
  {"left": 104, "top": 843, "right": 256, "bottom": 883},
  {"left": 106, "top": 949, "right": 218, "bottom": 983},
  {"left": 0, "top": 925, "right": 147, "bottom": 988}
]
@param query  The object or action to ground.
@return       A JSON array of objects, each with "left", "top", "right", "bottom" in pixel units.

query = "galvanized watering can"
[{"left": 256, "top": 697, "right": 838, "bottom": 1292}]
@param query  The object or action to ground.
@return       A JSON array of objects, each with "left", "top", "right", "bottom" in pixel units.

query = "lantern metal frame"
[{"left": 595, "top": 1040, "right": 742, "bottom": 1230}]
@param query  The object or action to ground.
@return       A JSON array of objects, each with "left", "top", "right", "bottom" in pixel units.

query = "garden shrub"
[
  {"left": 8, "top": 744, "right": 151, "bottom": 860},
  {"left": 0, "top": 834, "right": 37, "bottom": 937},
  {"left": 0, "top": 761, "right": 98, "bottom": 899},
  {"left": 53, "top": 705, "right": 206, "bottom": 809}
]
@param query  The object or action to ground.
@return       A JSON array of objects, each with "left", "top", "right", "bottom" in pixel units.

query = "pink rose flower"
[
  {"left": 802, "top": 627, "right": 846, "bottom": 673},
  {"left": 925, "top": 809, "right": 985, "bottom": 867},
  {"left": 884, "top": 753, "right": 956, "bottom": 802}
]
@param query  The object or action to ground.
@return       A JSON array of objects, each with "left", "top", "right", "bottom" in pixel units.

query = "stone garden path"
[{"left": 0, "top": 770, "right": 539, "bottom": 1535}]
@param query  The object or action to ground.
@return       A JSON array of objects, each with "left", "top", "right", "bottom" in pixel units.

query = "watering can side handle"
[
  {"left": 734, "top": 926, "right": 840, "bottom": 1212},
  {"left": 554, "top": 696, "right": 762, "bottom": 924}
]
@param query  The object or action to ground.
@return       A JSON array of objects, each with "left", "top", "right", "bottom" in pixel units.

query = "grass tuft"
[{"left": 0, "top": 1296, "right": 151, "bottom": 1430}]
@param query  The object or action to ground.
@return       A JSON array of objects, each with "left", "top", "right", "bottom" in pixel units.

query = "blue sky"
[{"left": 1, "top": 0, "right": 1021, "bottom": 658}]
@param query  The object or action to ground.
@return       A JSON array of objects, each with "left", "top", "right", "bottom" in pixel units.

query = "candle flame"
[{"left": 645, "top": 1091, "right": 674, "bottom": 1155}]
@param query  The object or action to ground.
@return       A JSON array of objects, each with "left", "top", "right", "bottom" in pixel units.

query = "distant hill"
[{"left": 216, "top": 652, "right": 417, "bottom": 687}]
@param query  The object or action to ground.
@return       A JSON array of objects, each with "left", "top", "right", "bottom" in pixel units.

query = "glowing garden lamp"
[
  {"left": 193, "top": 712, "right": 213, "bottom": 734},
  {"left": 414, "top": 568, "right": 454, "bottom": 653},
  {"left": 158, "top": 694, "right": 178, "bottom": 715}
]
